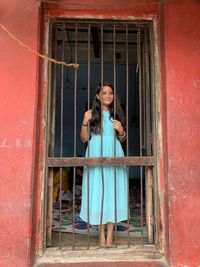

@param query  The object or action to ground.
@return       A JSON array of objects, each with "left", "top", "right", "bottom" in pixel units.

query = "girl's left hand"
[{"left": 112, "top": 120, "right": 124, "bottom": 135}]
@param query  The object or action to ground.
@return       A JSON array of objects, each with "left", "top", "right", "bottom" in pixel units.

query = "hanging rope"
[{"left": 0, "top": 23, "right": 79, "bottom": 69}]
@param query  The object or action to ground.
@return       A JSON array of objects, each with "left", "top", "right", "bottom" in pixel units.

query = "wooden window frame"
[{"left": 36, "top": 16, "right": 163, "bottom": 264}]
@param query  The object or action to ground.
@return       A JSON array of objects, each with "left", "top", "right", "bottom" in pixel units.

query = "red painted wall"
[
  {"left": 0, "top": 1, "right": 40, "bottom": 266},
  {"left": 0, "top": 0, "right": 200, "bottom": 267},
  {"left": 162, "top": 0, "right": 200, "bottom": 266}
]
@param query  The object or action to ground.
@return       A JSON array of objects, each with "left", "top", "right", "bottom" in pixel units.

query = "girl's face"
[{"left": 96, "top": 85, "right": 114, "bottom": 109}]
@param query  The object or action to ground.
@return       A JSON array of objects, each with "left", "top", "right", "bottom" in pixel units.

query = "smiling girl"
[{"left": 80, "top": 82, "right": 128, "bottom": 247}]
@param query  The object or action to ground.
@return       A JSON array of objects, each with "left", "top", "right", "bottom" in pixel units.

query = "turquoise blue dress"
[{"left": 80, "top": 111, "right": 128, "bottom": 225}]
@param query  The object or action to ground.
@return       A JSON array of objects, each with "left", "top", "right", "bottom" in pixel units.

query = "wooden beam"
[
  {"left": 47, "top": 156, "right": 154, "bottom": 167},
  {"left": 145, "top": 166, "right": 154, "bottom": 243}
]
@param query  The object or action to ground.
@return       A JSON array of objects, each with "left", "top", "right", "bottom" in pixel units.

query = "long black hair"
[{"left": 90, "top": 81, "right": 125, "bottom": 134}]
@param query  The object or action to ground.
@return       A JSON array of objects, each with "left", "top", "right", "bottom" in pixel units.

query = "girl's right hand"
[{"left": 83, "top": 110, "right": 92, "bottom": 125}]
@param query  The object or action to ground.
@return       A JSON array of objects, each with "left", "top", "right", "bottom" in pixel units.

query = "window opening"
[{"left": 46, "top": 20, "right": 155, "bottom": 250}]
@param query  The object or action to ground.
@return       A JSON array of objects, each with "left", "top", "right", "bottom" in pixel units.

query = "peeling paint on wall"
[
  {"left": 0, "top": 138, "right": 11, "bottom": 148},
  {"left": 193, "top": 80, "right": 200, "bottom": 87}
]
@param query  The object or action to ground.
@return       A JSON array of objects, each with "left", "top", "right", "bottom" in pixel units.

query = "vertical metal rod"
[
  {"left": 141, "top": 32, "right": 146, "bottom": 246},
  {"left": 125, "top": 24, "right": 130, "bottom": 247},
  {"left": 59, "top": 25, "right": 65, "bottom": 249},
  {"left": 72, "top": 23, "right": 78, "bottom": 250},
  {"left": 100, "top": 23, "right": 105, "bottom": 231},
  {"left": 144, "top": 29, "right": 151, "bottom": 156},
  {"left": 148, "top": 27, "right": 154, "bottom": 154},
  {"left": 49, "top": 28, "right": 57, "bottom": 158},
  {"left": 87, "top": 24, "right": 91, "bottom": 249},
  {"left": 142, "top": 36, "right": 146, "bottom": 151},
  {"left": 137, "top": 27, "right": 144, "bottom": 244},
  {"left": 113, "top": 24, "right": 117, "bottom": 248}
]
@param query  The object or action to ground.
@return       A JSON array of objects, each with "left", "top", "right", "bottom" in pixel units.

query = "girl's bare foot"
[
  {"left": 106, "top": 222, "right": 114, "bottom": 247},
  {"left": 99, "top": 232, "right": 106, "bottom": 247},
  {"left": 106, "top": 237, "right": 113, "bottom": 248},
  {"left": 98, "top": 224, "right": 106, "bottom": 247},
  {"left": 99, "top": 238, "right": 106, "bottom": 247}
]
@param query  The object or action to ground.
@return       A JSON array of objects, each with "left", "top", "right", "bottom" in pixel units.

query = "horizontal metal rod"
[
  {"left": 56, "top": 28, "right": 141, "bottom": 34},
  {"left": 47, "top": 156, "right": 155, "bottom": 167},
  {"left": 56, "top": 40, "right": 138, "bottom": 45}
]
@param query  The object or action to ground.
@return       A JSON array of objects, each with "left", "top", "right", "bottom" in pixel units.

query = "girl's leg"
[
  {"left": 98, "top": 224, "right": 106, "bottom": 247},
  {"left": 107, "top": 222, "right": 114, "bottom": 246}
]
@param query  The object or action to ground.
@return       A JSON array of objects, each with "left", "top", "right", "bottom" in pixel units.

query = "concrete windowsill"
[{"left": 34, "top": 245, "right": 168, "bottom": 266}]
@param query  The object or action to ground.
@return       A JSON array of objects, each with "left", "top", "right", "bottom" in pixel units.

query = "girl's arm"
[
  {"left": 112, "top": 120, "right": 126, "bottom": 143},
  {"left": 80, "top": 110, "right": 92, "bottom": 143}
]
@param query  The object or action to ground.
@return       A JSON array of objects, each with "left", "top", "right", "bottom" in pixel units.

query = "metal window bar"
[
  {"left": 58, "top": 26, "right": 66, "bottom": 249},
  {"left": 113, "top": 24, "right": 118, "bottom": 248},
  {"left": 137, "top": 27, "right": 145, "bottom": 244},
  {"left": 142, "top": 30, "right": 147, "bottom": 155},
  {"left": 87, "top": 23, "right": 91, "bottom": 249},
  {"left": 141, "top": 31, "right": 146, "bottom": 245},
  {"left": 144, "top": 30, "right": 152, "bottom": 156},
  {"left": 46, "top": 20, "right": 155, "bottom": 250},
  {"left": 99, "top": 24, "right": 105, "bottom": 235},
  {"left": 125, "top": 24, "right": 130, "bottom": 247},
  {"left": 72, "top": 24, "right": 78, "bottom": 250}
]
